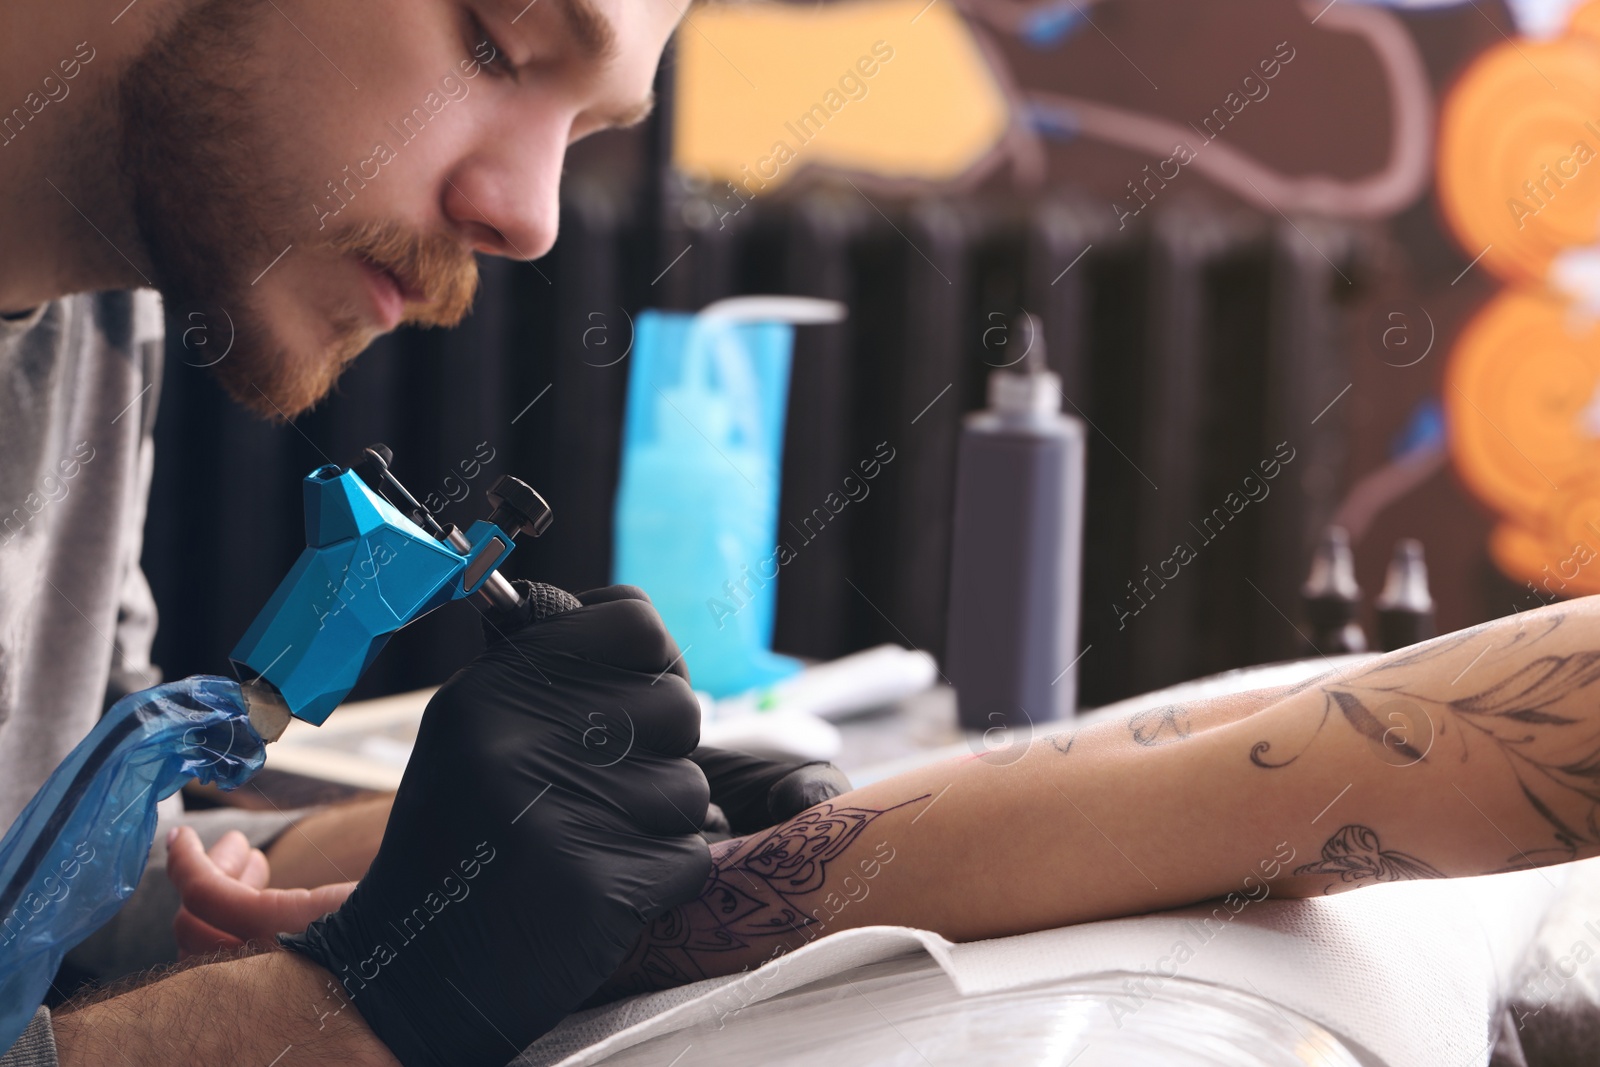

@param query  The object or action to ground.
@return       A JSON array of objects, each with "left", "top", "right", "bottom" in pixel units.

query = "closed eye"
[{"left": 466, "top": 11, "right": 515, "bottom": 79}]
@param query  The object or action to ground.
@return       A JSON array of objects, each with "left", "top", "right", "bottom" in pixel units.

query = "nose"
[{"left": 442, "top": 114, "right": 567, "bottom": 261}]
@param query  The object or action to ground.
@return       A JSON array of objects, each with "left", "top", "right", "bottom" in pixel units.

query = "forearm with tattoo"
[
  {"left": 592, "top": 600, "right": 1600, "bottom": 1004},
  {"left": 594, "top": 796, "right": 928, "bottom": 1000},
  {"left": 1249, "top": 609, "right": 1600, "bottom": 876}
]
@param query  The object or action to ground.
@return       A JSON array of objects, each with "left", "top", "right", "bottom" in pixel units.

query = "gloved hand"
[
  {"left": 478, "top": 582, "right": 853, "bottom": 841},
  {"left": 691, "top": 746, "right": 852, "bottom": 840},
  {"left": 280, "top": 584, "right": 714, "bottom": 1067}
]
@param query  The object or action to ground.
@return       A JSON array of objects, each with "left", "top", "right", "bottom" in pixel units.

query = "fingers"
[
  {"left": 701, "top": 802, "right": 732, "bottom": 843},
  {"left": 167, "top": 825, "right": 270, "bottom": 936},
  {"left": 239, "top": 845, "right": 271, "bottom": 890},
  {"left": 604, "top": 673, "right": 701, "bottom": 759},
  {"left": 200, "top": 829, "right": 254, "bottom": 879},
  {"left": 193, "top": 828, "right": 273, "bottom": 886},
  {"left": 170, "top": 828, "right": 253, "bottom": 958},
  {"left": 640, "top": 833, "right": 714, "bottom": 923},
  {"left": 690, "top": 746, "right": 786, "bottom": 827},
  {"left": 533, "top": 597, "right": 689, "bottom": 681},
  {"left": 439, "top": 654, "right": 700, "bottom": 765},
  {"left": 174, "top": 904, "right": 244, "bottom": 960},
  {"left": 605, "top": 752, "right": 712, "bottom": 838},
  {"left": 574, "top": 584, "right": 650, "bottom": 607},
  {"left": 689, "top": 748, "right": 853, "bottom": 833},
  {"left": 767, "top": 764, "right": 852, "bottom": 823},
  {"left": 167, "top": 826, "right": 239, "bottom": 897},
  {"left": 166, "top": 826, "right": 356, "bottom": 942},
  {"left": 288, "top": 881, "right": 360, "bottom": 927}
]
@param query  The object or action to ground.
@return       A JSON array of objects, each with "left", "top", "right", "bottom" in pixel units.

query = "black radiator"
[{"left": 145, "top": 183, "right": 1360, "bottom": 708}]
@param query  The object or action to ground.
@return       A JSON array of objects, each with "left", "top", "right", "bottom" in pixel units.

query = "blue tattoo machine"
[
  {"left": 232, "top": 443, "right": 555, "bottom": 733},
  {"left": 0, "top": 445, "right": 558, "bottom": 1049}
]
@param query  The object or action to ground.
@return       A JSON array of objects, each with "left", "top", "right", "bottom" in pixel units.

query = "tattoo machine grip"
[{"left": 480, "top": 579, "right": 583, "bottom": 640}]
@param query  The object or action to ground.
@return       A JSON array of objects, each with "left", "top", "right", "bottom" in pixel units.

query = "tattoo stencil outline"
[
  {"left": 1129, "top": 704, "right": 1192, "bottom": 747},
  {"left": 1252, "top": 612, "right": 1600, "bottom": 869},
  {"left": 1293, "top": 824, "right": 1444, "bottom": 893},
  {"left": 606, "top": 794, "right": 930, "bottom": 996}
]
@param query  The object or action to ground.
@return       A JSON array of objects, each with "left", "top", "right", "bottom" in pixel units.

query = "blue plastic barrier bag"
[
  {"left": 613, "top": 298, "right": 844, "bottom": 696},
  {"left": 0, "top": 676, "right": 265, "bottom": 1049}
]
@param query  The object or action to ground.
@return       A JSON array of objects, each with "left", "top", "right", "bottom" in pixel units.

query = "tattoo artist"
[{"left": 0, "top": 1, "right": 849, "bottom": 1064}]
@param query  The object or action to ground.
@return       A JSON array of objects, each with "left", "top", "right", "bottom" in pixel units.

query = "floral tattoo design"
[{"left": 596, "top": 795, "right": 929, "bottom": 999}]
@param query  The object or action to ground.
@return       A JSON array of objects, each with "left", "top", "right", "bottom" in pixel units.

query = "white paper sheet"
[{"left": 516, "top": 865, "right": 1563, "bottom": 1067}]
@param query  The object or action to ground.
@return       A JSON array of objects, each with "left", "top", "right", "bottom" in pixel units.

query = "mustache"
[{"left": 328, "top": 220, "right": 480, "bottom": 328}]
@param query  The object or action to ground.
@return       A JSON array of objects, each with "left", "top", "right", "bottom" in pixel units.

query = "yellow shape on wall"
[
  {"left": 1567, "top": 0, "right": 1600, "bottom": 43},
  {"left": 1437, "top": 34, "right": 1600, "bottom": 288},
  {"left": 1436, "top": 1, "right": 1600, "bottom": 597},
  {"left": 1445, "top": 288, "right": 1600, "bottom": 594},
  {"left": 673, "top": 0, "right": 1009, "bottom": 193}
]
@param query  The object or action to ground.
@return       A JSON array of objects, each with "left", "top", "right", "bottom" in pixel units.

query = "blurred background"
[{"left": 145, "top": 0, "right": 1600, "bottom": 709}]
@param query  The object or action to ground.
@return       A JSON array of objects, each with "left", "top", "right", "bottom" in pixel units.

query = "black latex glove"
[
  {"left": 280, "top": 584, "right": 712, "bottom": 1067},
  {"left": 690, "top": 746, "right": 852, "bottom": 840},
  {"left": 485, "top": 586, "right": 854, "bottom": 839}
]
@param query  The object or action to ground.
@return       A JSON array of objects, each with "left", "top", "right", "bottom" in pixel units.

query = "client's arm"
[{"left": 597, "top": 597, "right": 1600, "bottom": 998}]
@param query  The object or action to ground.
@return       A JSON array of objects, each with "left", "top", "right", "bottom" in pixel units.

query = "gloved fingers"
[
  {"left": 628, "top": 832, "right": 713, "bottom": 923},
  {"left": 424, "top": 664, "right": 697, "bottom": 775},
  {"left": 594, "top": 753, "right": 711, "bottom": 838},
  {"left": 504, "top": 670, "right": 698, "bottom": 763},
  {"left": 702, "top": 801, "right": 732, "bottom": 841},
  {"left": 511, "top": 748, "right": 711, "bottom": 838},
  {"left": 607, "top": 674, "right": 701, "bottom": 759},
  {"left": 567, "top": 703, "right": 645, "bottom": 768},
  {"left": 564, "top": 829, "right": 712, "bottom": 934},
  {"left": 690, "top": 746, "right": 792, "bottom": 825},
  {"left": 574, "top": 584, "right": 651, "bottom": 607},
  {"left": 522, "top": 596, "right": 691, "bottom": 682},
  {"left": 690, "top": 746, "right": 852, "bottom": 834},
  {"left": 648, "top": 757, "right": 713, "bottom": 838},
  {"left": 767, "top": 763, "right": 853, "bottom": 823}
]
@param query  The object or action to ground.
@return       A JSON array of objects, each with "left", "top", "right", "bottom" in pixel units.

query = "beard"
[{"left": 115, "top": 0, "right": 479, "bottom": 420}]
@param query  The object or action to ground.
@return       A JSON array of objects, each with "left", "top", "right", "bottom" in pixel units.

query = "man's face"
[{"left": 118, "top": 0, "right": 679, "bottom": 419}]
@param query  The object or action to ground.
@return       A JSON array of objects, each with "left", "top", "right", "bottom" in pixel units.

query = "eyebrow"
[
  {"left": 506, "top": 0, "right": 618, "bottom": 60},
  {"left": 491, "top": 0, "right": 646, "bottom": 132}
]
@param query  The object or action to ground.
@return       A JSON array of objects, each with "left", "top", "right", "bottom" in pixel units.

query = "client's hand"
[
  {"left": 279, "top": 583, "right": 715, "bottom": 1067},
  {"left": 167, "top": 827, "right": 355, "bottom": 958}
]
